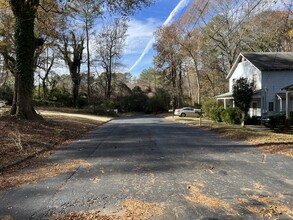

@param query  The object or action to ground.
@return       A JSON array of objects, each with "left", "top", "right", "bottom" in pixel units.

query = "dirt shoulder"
[
  {"left": 0, "top": 109, "right": 111, "bottom": 173},
  {"left": 165, "top": 115, "right": 293, "bottom": 158}
]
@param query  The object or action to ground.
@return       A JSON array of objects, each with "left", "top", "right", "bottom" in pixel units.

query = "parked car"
[
  {"left": 0, "top": 101, "right": 6, "bottom": 108},
  {"left": 174, "top": 107, "right": 201, "bottom": 117},
  {"left": 261, "top": 112, "right": 292, "bottom": 129}
]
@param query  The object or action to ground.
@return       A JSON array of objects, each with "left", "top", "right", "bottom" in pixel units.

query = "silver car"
[
  {"left": 174, "top": 107, "right": 201, "bottom": 117},
  {"left": 0, "top": 101, "right": 6, "bottom": 108}
]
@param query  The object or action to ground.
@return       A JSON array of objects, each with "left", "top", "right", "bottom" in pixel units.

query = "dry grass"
[
  {"left": 205, "top": 124, "right": 293, "bottom": 157},
  {"left": 0, "top": 111, "right": 110, "bottom": 171},
  {"left": 0, "top": 160, "right": 91, "bottom": 189},
  {"left": 51, "top": 199, "right": 164, "bottom": 220},
  {"left": 164, "top": 115, "right": 203, "bottom": 123},
  {"left": 0, "top": 109, "right": 110, "bottom": 190},
  {"left": 39, "top": 110, "right": 111, "bottom": 122},
  {"left": 184, "top": 181, "right": 238, "bottom": 216},
  {"left": 165, "top": 116, "right": 293, "bottom": 157}
]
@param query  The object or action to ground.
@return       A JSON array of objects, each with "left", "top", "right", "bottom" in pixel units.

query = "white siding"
[
  {"left": 280, "top": 98, "right": 293, "bottom": 113},
  {"left": 229, "top": 61, "right": 261, "bottom": 92},
  {"left": 262, "top": 71, "right": 293, "bottom": 113}
]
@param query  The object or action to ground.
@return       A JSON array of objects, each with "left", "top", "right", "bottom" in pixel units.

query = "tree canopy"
[
  {"left": 5, "top": 0, "right": 153, "bottom": 119},
  {"left": 232, "top": 77, "right": 254, "bottom": 127}
]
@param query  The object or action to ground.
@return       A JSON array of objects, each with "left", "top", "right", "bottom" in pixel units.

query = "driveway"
[{"left": 0, "top": 116, "right": 292, "bottom": 219}]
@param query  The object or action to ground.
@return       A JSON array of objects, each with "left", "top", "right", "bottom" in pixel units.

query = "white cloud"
[
  {"left": 124, "top": 18, "right": 161, "bottom": 55},
  {"left": 128, "top": 0, "right": 190, "bottom": 73},
  {"left": 162, "top": 0, "right": 190, "bottom": 26}
]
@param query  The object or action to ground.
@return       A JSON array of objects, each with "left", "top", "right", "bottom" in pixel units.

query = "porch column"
[
  {"left": 286, "top": 91, "right": 290, "bottom": 119},
  {"left": 224, "top": 99, "right": 227, "bottom": 109}
]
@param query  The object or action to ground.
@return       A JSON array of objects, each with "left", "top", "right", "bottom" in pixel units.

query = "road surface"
[{"left": 0, "top": 116, "right": 292, "bottom": 219}]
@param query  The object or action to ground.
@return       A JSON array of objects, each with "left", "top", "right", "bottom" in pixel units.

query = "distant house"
[{"left": 216, "top": 52, "right": 293, "bottom": 118}]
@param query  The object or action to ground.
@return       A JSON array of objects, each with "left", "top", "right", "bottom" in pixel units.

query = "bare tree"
[
  {"left": 58, "top": 32, "right": 85, "bottom": 106},
  {"left": 66, "top": 0, "right": 102, "bottom": 103},
  {"left": 37, "top": 46, "right": 56, "bottom": 99},
  {"left": 154, "top": 24, "right": 184, "bottom": 108},
  {"left": 95, "top": 19, "right": 128, "bottom": 98},
  {"left": 6, "top": 0, "right": 153, "bottom": 120}
]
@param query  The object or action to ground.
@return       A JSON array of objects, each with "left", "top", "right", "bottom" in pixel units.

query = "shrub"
[
  {"left": 144, "top": 98, "right": 159, "bottom": 113},
  {"left": 273, "top": 114, "right": 286, "bottom": 131},
  {"left": 77, "top": 98, "right": 88, "bottom": 108},
  {"left": 202, "top": 97, "right": 219, "bottom": 118},
  {"left": 144, "top": 92, "right": 170, "bottom": 114},
  {"left": 221, "top": 108, "right": 241, "bottom": 124},
  {"left": 0, "top": 84, "right": 14, "bottom": 104},
  {"left": 210, "top": 106, "right": 224, "bottom": 122}
]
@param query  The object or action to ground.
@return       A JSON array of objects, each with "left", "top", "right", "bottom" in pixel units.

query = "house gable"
[
  {"left": 216, "top": 52, "right": 293, "bottom": 117},
  {"left": 228, "top": 54, "right": 261, "bottom": 92}
]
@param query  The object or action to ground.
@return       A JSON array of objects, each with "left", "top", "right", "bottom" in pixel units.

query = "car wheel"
[{"left": 180, "top": 113, "right": 186, "bottom": 117}]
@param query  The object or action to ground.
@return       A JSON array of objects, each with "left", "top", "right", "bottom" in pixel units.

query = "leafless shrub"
[{"left": 8, "top": 129, "right": 23, "bottom": 151}]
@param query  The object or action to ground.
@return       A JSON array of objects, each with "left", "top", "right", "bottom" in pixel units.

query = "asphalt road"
[{"left": 0, "top": 116, "right": 292, "bottom": 219}]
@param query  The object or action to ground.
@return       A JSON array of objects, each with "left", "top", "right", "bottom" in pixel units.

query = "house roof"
[
  {"left": 282, "top": 84, "right": 293, "bottom": 91},
  {"left": 242, "top": 52, "right": 293, "bottom": 71},
  {"left": 215, "top": 90, "right": 262, "bottom": 99},
  {"left": 227, "top": 52, "right": 293, "bottom": 79},
  {"left": 215, "top": 92, "right": 233, "bottom": 99}
]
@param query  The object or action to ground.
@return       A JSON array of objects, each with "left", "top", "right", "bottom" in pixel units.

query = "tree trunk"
[
  {"left": 70, "top": 66, "right": 80, "bottom": 107},
  {"left": 241, "top": 112, "right": 245, "bottom": 128},
  {"left": 10, "top": 74, "right": 18, "bottom": 115},
  {"left": 106, "top": 57, "right": 113, "bottom": 98},
  {"left": 72, "top": 80, "right": 79, "bottom": 107},
  {"left": 106, "top": 72, "right": 112, "bottom": 98},
  {"left": 42, "top": 80, "right": 47, "bottom": 99},
  {"left": 86, "top": 18, "right": 91, "bottom": 103},
  {"left": 10, "top": 0, "right": 42, "bottom": 120},
  {"left": 192, "top": 57, "right": 201, "bottom": 105}
]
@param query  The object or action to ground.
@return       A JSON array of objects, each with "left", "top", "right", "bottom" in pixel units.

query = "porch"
[{"left": 215, "top": 91, "right": 262, "bottom": 117}]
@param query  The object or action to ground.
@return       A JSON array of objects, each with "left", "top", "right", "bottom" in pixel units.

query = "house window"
[{"left": 268, "top": 102, "right": 274, "bottom": 111}]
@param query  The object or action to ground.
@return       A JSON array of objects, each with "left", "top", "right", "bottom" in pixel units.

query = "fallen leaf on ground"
[
  {"left": 0, "top": 160, "right": 91, "bottom": 189},
  {"left": 51, "top": 199, "right": 163, "bottom": 220},
  {"left": 185, "top": 181, "right": 238, "bottom": 216}
]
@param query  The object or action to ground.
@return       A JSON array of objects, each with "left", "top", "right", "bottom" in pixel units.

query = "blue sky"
[
  {"left": 54, "top": 0, "right": 292, "bottom": 78},
  {"left": 52, "top": 0, "right": 191, "bottom": 78},
  {"left": 121, "top": 0, "right": 293, "bottom": 77},
  {"left": 122, "top": 0, "right": 191, "bottom": 77}
]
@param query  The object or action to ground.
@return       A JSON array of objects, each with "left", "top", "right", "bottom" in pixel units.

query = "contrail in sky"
[{"left": 128, "top": 0, "right": 190, "bottom": 73}]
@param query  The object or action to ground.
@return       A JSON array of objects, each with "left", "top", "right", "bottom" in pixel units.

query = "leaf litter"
[
  {"left": 0, "top": 160, "right": 91, "bottom": 189},
  {"left": 238, "top": 183, "right": 293, "bottom": 219},
  {"left": 184, "top": 181, "right": 238, "bottom": 216},
  {"left": 51, "top": 199, "right": 164, "bottom": 220},
  {"left": 0, "top": 111, "right": 108, "bottom": 173},
  {"left": 166, "top": 116, "right": 293, "bottom": 158}
]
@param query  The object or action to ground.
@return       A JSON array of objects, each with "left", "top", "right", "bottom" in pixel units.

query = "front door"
[{"left": 252, "top": 102, "right": 257, "bottom": 116}]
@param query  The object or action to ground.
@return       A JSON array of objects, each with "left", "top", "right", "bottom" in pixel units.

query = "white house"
[{"left": 216, "top": 52, "right": 293, "bottom": 118}]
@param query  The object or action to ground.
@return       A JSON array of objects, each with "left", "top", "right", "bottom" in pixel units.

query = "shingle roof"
[
  {"left": 242, "top": 52, "right": 293, "bottom": 71},
  {"left": 281, "top": 84, "right": 293, "bottom": 91}
]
